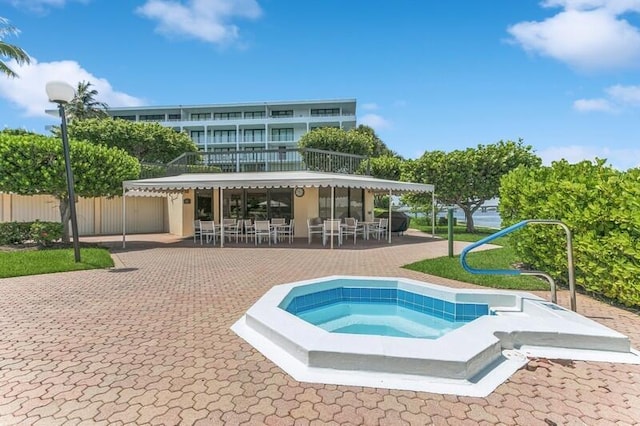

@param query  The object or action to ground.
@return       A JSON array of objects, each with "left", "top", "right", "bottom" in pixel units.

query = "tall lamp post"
[{"left": 46, "top": 81, "right": 81, "bottom": 262}]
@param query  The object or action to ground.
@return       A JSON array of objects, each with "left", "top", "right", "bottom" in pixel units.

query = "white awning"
[
  {"left": 124, "top": 189, "right": 171, "bottom": 197},
  {"left": 123, "top": 171, "right": 434, "bottom": 194}
]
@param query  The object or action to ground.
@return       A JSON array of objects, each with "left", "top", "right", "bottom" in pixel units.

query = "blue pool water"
[
  {"left": 283, "top": 286, "right": 489, "bottom": 339},
  {"left": 297, "top": 302, "right": 466, "bottom": 339}
]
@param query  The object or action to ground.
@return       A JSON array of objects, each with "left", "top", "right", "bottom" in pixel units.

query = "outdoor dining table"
[
  {"left": 359, "top": 221, "right": 379, "bottom": 240},
  {"left": 270, "top": 223, "right": 287, "bottom": 244}
]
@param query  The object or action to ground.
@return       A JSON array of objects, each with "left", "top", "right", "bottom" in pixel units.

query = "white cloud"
[
  {"left": 4, "top": 0, "right": 88, "bottom": 12},
  {"left": 573, "top": 84, "right": 640, "bottom": 112},
  {"left": 137, "top": 0, "right": 262, "bottom": 46},
  {"left": 507, "top": 3, "right": 640, "bottom": 71},
  {"left": 361, "top": 103, "right": 378, "bottom": 111},
  {"left": 541, "top": 0, "right": 640, "bottom": 14},
  {"left": 572, "top": 98, "right": 614, "bottom": 112},
  {"left": 0, "top": 58, "right": 144, "bottom": 118},
  {"left": 538, "top": 144, "right": 640, "bottom": 170},
  {"left": 359, "top": 113, "right": 391, "bottom": 131},
  {"left": 606, "top": 84, "right": 640, "bottom": 105}
]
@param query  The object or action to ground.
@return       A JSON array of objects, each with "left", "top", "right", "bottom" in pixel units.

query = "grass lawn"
[
  {"left": 405, "top": 217, "right": 548, "bottom": 291},
  {"left": 0, "top": 247, "right": 114, "bottom": 278}
]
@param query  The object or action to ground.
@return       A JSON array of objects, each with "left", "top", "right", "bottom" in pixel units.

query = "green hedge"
[
  {"left": 0, "top": 221, "right": 64, "bottom": 247},
  {"left": 500, "top": 160, "right": 640, "bottom": 307}
]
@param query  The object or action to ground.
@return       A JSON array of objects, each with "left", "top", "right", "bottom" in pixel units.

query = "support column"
[
  {"left": 330, "top": 186, "right": 335, "bottom": 249},
  {"left": 122, "top": 189, "right": 126, "bottom": 248},
  {"left": 388, "top": 189, "right": 392, "bottom": 244},
  {"left": 220, "top": 187, "right": 224, "bottom": 248}
]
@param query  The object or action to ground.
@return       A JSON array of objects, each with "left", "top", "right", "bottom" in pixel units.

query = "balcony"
[
  {"left": 155, "top": 113, "right": 357, "bottom": 126},
  {"left": 140, "top": 147, "right": 370, "bottom": 178}
]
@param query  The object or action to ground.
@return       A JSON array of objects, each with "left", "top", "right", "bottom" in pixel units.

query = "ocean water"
[
  {"left": 407, "top": 209, "right": 502, "bottom": 229},
  {"left": 445, "top": 209, "right": 502, "bottom": 229}
]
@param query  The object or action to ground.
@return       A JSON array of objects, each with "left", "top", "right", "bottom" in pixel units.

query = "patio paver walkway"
[{"left": 0, "top": 232, "right": 639, "bottom": 425}]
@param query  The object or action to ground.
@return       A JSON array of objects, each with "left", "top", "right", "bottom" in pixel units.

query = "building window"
[
  {"left": 318, "top": 188, "right": 364, "bottom": 221},
  {"left": 113, "top": 115, "right": 136, "bottom": 121},
  {"left": 245, "top": 111, "right": 266, "bottom": 119},
  {"left": 139, "top": 114, "right": 165, "bottom": 121},
  {"left": 214, "top": 112, "right": 242, "bottom": 120},
  {"left": 190, "top": 113, "right": 211, "bottom": 120},
  {"left": 213, "top": 130, "right": 237, "bottom": 143},
  {"left": 245, "top": 189, "right": 292, "bottom": 221},
  {"left": 311, "top": 108, "right": 340, "bottom": 116},
  {"left": 310, "top": 125, "right": 340, "bottom": 131},
  {"left": 271, "top": 110, "right": 293, "bottom": 118},
  {"left": 195, "top": 189, "right": 213, "bottom": 220},
  {"left": 243, "top": 129, "right": 265, "bottom": 142},
  {"left": 271, "top": 128, "right": 294, "bottom": 142},
  {"left": 168, "top": 113, "right": 181, "bottom": 120},
  {"left": 190, "top": 130, "right": 205, "bottom": 144}
]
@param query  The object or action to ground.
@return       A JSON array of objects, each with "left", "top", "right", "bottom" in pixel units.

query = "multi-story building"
[{"left": 106, "top": 99, "right": 357, "bottom": 154}]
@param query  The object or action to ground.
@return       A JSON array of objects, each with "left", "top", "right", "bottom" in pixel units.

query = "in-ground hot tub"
[{"left": 232, "top": 276, "right": 640, "bottom": 397}]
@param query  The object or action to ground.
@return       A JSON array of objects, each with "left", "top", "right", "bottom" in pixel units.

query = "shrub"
[
  {"left": 30, "top": 221, "right": 63, "bottom": 247},
  {"left": 0, "top": 221, "right": 64, "bottom": 246},
  {"left": 437, "top": 216, "right": 457, "bottom": 226},
  {"left": 0, "top": 222, "right": 32, "bottom": 245},
  {"left": 500, "top": 160, "right": 640, "bottom": 307}
]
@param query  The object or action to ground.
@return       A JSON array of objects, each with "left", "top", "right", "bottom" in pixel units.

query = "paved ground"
[{"left": 0, "top": 231, "right": 639, "bottom": 425}]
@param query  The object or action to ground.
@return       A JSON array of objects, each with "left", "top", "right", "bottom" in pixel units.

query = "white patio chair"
[
  {"left": 225, "top": 219, "right": 242, "bottom": 243},
  {"left": 199, "top": 220, "right": 216, "bottom": 245},
  {"left": 193, "top": 220, "right": 202, "bottom": 243},
  {"left": 242, "top": 219, "right": 255, "bottom": 243},
  {"left": 371, "top": 218, "right": 389, "bottom": 240},
  {"left": 341, "top": 217, "right": 360, "bottom": 245},
  {"left": 271, "top": 218, "right": 286, "bottom": 225},
  {"left": 323, "top": 219, "right": 342, "bottom": 247},
  {"left": 254, "top": 220, "right": 274, "bottom": 246},
  {"left": 307, "top": 217, "right": 323, "bottom": 244},
  {"left": 278, "top": 219, "right": 294, "bottom": 244}
]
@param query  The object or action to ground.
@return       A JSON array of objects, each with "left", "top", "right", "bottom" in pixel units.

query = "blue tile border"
[{"left": 283, "top": 287, "right": 489, "bottom": 322}]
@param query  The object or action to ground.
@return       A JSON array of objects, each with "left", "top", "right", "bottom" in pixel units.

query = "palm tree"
[
  {"left": 0, "top": 17, "right": 31, "bottom": 78},
  {"left": 65, "top": 80, "right": 109, "bottom": 121}
]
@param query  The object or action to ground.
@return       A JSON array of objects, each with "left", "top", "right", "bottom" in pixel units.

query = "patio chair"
[
  {"left": 271, "top": 218, "right": 286, "bottom": 225},
  {"left": 243, "top": 219, "right": 255, "bottom": 243},
  {"left": 278, "top": 219, "right": 295, "bottom": 244},
  {"left": 371, "top": 218, "right": 389, "bottom": 240},
  {"left": 341, "top": 217, "right": 361, "bottom": 245},
  {"left": 307, "top": 217, "right": 323, "bottom": 244},
  {"left": 254, "top": 220, "right": 274, "bottom": 246},
  {"left": 323, "top": 219, "right": 342, "bottom": 247},
  {"left": 225, "top": 219, "right": 242, "bottom": 243},
  {"left": 199, "top": 220, "right": 216, "bottom": 245},
  {"left": 193, "top": 220, "right": 202, "bottom": 243}
]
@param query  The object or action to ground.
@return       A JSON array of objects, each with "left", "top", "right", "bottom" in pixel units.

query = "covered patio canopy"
[{"left": 122, "top": 171, "right": 435, "bottom": 248}]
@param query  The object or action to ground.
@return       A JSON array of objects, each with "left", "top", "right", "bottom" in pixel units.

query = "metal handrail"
[{"left": 459, "top": 219, "right": 576, "bottom": 311}]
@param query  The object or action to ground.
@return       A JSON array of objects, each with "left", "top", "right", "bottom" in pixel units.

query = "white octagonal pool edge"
[{"left": 231, "top": 275, "right": 640, "bottom": 397}]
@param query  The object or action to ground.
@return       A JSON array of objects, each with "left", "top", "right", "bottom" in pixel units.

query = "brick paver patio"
[{"left": 0, "top": 231, "right": 639, "bottom": 425}]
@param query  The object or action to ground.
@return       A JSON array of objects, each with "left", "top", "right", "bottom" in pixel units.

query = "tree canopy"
[
  {"left": 298, "top": 127, "right": 373, "bottom": 156},
  {"left": 0, "top": 17, "right": 30, "bottom": 78},
  {"left": 68, "top": 118, "right": 198, "bottom": 163},
  {"left": 0, "top": 131, "right": 140, "bottom": 241},
  {"left": 297, "top": 126, "right": 396, "bottom": 174},
  {"left": 354, "top": 125, "right": 396, "bottom": 157},
  {"left": 65, "top": 81, "right": 109, "bottom": 120},
  {"left": 403, "top": 139, "right": 541, "bottom": 232}
]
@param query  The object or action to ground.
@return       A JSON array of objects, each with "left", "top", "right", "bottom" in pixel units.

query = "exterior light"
[
  {"left": 46, "top": 81, "right": 75, "bottom": 104},
  {"left": 46, "top": 81, "right": 81, "bottom": 262}
]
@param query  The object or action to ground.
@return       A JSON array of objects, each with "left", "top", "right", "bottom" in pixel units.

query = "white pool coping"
[{"left": 231, "top": 275, "right": 640, "bottom": 397}]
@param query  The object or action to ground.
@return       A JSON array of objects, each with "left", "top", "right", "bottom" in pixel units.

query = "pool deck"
[{"left": 0, "top": 230, "right": 639, "bottom": 425}]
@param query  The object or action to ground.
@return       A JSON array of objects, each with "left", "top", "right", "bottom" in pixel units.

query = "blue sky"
[{"left": 1, "top": 0, "right": 640, "bottom": 169}]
